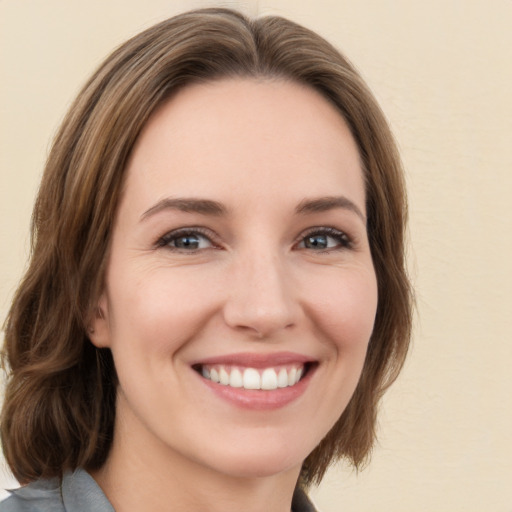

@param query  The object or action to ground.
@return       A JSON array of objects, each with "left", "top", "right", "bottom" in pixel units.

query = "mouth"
[
  {"left": 191, "top": 353, "right": 317, "bottom": 410},
  {"left": 193, "top": 362, "right": 313, "bottom": 391}
]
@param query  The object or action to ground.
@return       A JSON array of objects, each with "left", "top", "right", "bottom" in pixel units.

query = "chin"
[
  {"left": 200, "top": 436, "right": 310, "bottom": 480},
  {"left": 216, "top": 456, "right": 303, "bottom": 480}
]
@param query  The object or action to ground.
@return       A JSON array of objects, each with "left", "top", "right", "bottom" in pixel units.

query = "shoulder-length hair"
[{"left": 1, "top": 7, "right": 412, "bottom": 487}]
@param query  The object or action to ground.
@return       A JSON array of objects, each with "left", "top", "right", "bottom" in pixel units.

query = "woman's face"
[{"left": 91, "top": 78, "right": 378, "bottom": 480}]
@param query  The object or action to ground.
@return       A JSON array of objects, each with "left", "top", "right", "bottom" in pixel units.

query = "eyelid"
[
  {"left": 155, "top": 225, "right": 355, "bottom": 252},
  {"left": 155, "top": 226, "right": 220, "bottom": 250},
  {"left": 294, "top": 226, "right": 353, "bottom": 250}
]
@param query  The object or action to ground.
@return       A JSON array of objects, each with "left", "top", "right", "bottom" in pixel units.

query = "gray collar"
[
  {"left": 4, "top": 469, "right": 316, "bottom": 512},
  {"left": 61, "top": 469, "right": 115, "bottom": 512}
]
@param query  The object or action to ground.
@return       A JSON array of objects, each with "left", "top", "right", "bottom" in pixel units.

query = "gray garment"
[
  {"left": 1, "top": 468, "right": 317, "bottom": 511},
  {"left": 0, "top": 469, "right": 114, "bottom": 512}
]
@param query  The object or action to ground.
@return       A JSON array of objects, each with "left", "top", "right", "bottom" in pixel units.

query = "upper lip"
[{"left": 191, "top": 351, "right": 315, "bottom": 369}]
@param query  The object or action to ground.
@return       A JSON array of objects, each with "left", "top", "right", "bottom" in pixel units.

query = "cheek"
[
  {"left": 297, "top": 268, "right": 378, "bottom": 443},
  {"left": 305, "top": 267, "right": 378, "bottom": 352},
  {"left": 106, "top": 266, "right": 222, "bottom": 354}
]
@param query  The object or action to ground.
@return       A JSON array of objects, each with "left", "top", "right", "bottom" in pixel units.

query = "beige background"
[{"left": 1, "top": 0, "right": 511, "bottom": 510}]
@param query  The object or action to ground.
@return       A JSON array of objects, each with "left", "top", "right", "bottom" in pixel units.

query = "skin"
[{"left": 90, "top": 78, "right": 378, "bottom": 512}]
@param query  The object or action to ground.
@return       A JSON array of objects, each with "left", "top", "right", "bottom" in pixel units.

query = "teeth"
[
  {"left": 219, "top": 367, "right": 230, "bottom": 385},
  {"left": 243, "top": 368, "right": 261, "bottom": 389},
  {"left": 200, "top": 364, "right": 305, "bottom": 390},
  {"left": 229, "top": 368, "right": 243, "bottom": 388},
  {"left": 261, "top": 368, "right": 278, "bottom": 390},
  {"left": 277, "top": 368, "right": 288, "bottom": 388},
  {"left": 210, "top": 368, "right": 219, "bottom": 383}
]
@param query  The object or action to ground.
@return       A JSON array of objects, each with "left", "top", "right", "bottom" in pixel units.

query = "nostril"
[
  {"left": 223, "top": 303, "right": 298, "bottom": 339},
  {"left": 221, "top": 267, "right": 299, "bottom": 337}
]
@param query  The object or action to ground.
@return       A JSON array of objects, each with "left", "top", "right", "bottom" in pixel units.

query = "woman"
[{"left": 0, "top": 7, "right": 412, "bottom": 512}]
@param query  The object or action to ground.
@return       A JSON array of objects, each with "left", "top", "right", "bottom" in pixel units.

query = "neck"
[{"left": 91, "top": 409, "right": 301, "bottom": 512}]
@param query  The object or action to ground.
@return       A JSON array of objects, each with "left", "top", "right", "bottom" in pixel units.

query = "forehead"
[{"left": 123, "top": 78, "right": 365, "bottom": 214}]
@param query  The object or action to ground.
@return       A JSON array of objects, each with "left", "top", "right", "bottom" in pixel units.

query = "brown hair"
[{"left": 1, "top": 7, "right": 412, "bottom": 487}]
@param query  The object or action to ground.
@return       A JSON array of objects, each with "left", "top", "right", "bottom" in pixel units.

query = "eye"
[
  {"left": 157, "top": 228, "right": 215, "bottom": 251},
  {"left": 296, "top": 228, "right": 351, "bottom": 251}
]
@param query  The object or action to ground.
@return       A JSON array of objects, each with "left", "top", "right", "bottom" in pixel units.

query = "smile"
[
  {"left": 199, "top": 364, "right": 305, "bottom": 390},
  {"left": 191, "top": 354, "right": 316, "bottom": 410}
]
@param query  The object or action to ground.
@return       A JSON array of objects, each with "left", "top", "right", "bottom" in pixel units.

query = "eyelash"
[
  {"left": 155, "top": 226, "right": 352, "bottom": 253},
  {"left": 156, "top": 227, "right": 218, "bottom": 252},
  {"left": 295, "top": 227, "right": 352, "bottom": 252}
]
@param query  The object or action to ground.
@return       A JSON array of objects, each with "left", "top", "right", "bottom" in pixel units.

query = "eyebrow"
[
  {"left": 141, "top": 195, "right": 365, "bottom": 222},
  {"left": 295, "top": 196, "right": 366, "bottom": 222},
  {"left": 141, "top": 198, "right": 228, "bottom": 220}
]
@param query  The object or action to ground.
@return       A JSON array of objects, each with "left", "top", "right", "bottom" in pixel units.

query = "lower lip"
[{"left": 198, "top": 367, "right": 314, "bottom": 411}]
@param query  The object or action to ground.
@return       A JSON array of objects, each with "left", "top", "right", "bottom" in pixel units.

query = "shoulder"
[
  {"left": 0, "top": 469, "right": 114, "bottom": 512},
  {"left": 0, "top": 477, "right": 63, "bottom": 512}
]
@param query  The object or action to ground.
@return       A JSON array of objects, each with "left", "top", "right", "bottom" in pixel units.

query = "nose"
[{"left": 222, "top": 251, "right": 300, "bottom": 339}]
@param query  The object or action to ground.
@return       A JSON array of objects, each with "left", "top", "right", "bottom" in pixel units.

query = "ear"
[{"left": 87, "top": 294, "right": 111, "bottom": 348}]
